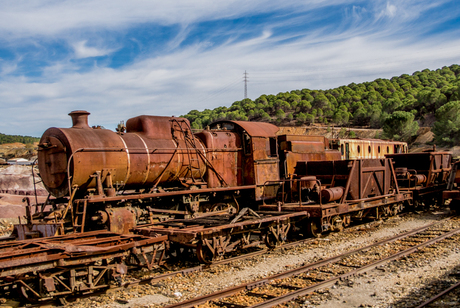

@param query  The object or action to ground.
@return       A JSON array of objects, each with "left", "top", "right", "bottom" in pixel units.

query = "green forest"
[
  {"left": 0, "top": 133, "right": 39, "bottom": 145},
  {"left": 183, "top": 64, "right": 460, "bottom": 146}
]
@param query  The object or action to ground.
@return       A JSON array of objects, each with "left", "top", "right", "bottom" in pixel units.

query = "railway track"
[
  {"left": 0, "top": 212, "right": 454, "bottom": 307},
  {"left": 162, "top": 218, "right": 460, "bottom": 308}
]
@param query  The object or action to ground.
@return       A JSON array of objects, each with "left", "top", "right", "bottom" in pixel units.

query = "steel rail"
[
  {"left": 163, "top": 218, "right": 455, "bottom": 308},
  {"left": 414, "top": 280, "right": 460, "bottom": 308},
  {"left": 249, "top": 226, "right": 460, "bottom": 307}
]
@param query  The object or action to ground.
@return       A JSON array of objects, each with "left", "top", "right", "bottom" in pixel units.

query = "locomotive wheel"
[
  {"left": 307, "top": 219, "right": 324, "bottom": 238},
  {"left": 196, "top": 242, "right": 214, "bottom": 264},
  {"left": 18, "top": 280, "right": 40, "bottom": 303}
]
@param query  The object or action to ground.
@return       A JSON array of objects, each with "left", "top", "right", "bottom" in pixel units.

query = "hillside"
[
  {"left": 0, "top": 133, "right": 39, "bottom": 145},
  {"left": 0, "top": 133, "right": 39, "bottom": 163},
  {"left": 183, "top": 64, "right": 460, "bottom": 147},
  {"left": 0, "top": 142, "right": 38, "bottom": 164}
]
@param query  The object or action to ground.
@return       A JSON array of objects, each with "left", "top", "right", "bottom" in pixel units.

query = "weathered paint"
[{"left": 331, "top": 138, "right": 408, "bottom": 160}]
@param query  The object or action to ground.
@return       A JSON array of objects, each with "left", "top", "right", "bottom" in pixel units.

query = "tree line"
[
  {"left": 0, "top": 133, "right": 39, "bottom": 145},
  {"left": 183, "top": 64, "right": 460, "bottom": 146}
]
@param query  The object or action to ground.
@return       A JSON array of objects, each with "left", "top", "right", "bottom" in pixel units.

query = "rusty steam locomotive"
[{"left": 15, "top": 110, "right": 452, "bottom": 243}]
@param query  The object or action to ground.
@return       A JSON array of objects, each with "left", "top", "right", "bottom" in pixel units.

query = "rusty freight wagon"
[
  {"left": 259, "top": 158, "right": 412, "bottom": 237},
  {"left": 386, "top": 148, "right": 452, "bottom": 208}
]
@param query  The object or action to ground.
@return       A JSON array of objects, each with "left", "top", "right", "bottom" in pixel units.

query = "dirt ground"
[{"left": 0, "top": 193, "right": 48, "bottom": 219}]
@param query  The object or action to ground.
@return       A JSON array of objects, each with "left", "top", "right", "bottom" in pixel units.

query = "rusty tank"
[{"left": 38, "top": 111, "right": 207, "bottom": 198}]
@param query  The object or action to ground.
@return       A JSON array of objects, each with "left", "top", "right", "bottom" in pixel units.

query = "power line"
[{"left": 243, "top": 70, "right": 248, "bottom": 99}]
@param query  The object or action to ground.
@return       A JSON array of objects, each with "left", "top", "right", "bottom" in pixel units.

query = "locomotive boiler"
[{"left": 38, "top": 111, "right": 207, "bottom": 198}]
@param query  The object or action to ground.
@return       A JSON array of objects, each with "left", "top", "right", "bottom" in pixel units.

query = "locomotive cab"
[{"left": 207, "top": 120, "right": 280, "bottom": 201}]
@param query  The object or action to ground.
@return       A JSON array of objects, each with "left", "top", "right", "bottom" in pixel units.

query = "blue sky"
[{"left": 0, "top": 0, "right": 459, "bottom": 137}]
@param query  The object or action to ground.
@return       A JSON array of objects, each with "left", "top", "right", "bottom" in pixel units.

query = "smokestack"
[{"left": 69, "top": 110, "right": 91, "bottom": 129}]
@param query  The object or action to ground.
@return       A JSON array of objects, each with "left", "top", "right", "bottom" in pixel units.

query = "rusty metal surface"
[
  {"left": 12, "top": 223, "right": 60, "bottom": 240},
  {"left": 38, "top": 111, "right": 207, "bottom": 198},
  {"left": 303, "top": 159, "right": 394, "bottom": 201},
  {"left": 210, "top": 120, "right": 279, "bottom": 137},
  {"left": 134, "top": 210, "right": 309, "bottom": 244},
  {"left": 0, "top": 231, "right": 167, "bottom": 303},
  {"left": 84, "top": 184, "right": 256, "bottom": 203},
  {"left": 105, "top": 207, "right": 137, "bottom": 234},
  {"left": 386, "top": 151, "right": 452, "bottom": 188},
  {"left": 321, "top": 187, "right": 344, "bottom": 203},
  {"left": 0, "top": 231, "right": 167, "bottom": 277},
  {"left": 195, "top": 130, "right": 242, "bottom": 187},
  {"left": 283, "top": 151, "right": 341, "bottom": 178},
  {"left": 443, "top": 190, "right": 460, "bottom": 199},
  {"left": 278, "top": 135, "right": 341, "bottom": 178},
  {"left": 279, "top": 135, "right": 329, "bottom": 152},
  {"left": 258, "top": 158, "right": 412, "bottom": 229}
]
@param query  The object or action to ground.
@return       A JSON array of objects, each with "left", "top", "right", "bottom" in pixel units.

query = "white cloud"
[
  {"left": 374, "top": 0, "right": 452, "bottom": 22},
  {"left": 72, "top": 40, "right": 115, "bottom": 58},
  {"left": 0, "top": 1, "right": 350, "bottom": 38},
  {"left": 384, "top": 3, "right": 397, "bottom": 17},
  {"left": 0, "top": 0, "right": 458, "bottom": 136},
  {"left": 1, "top": 27, "right": 459, "bottom": 136}
]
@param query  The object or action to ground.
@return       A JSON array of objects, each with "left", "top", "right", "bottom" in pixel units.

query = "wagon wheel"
[
  {"left": 382, "top": 205, "right": 391, "bottom": 217},
  {"left": 196, "top": 241, "right": 214, "bottom": 264},
  {"left": 18, "top": 279, "right": 41, "bottom": 303},
  {"left": 331, "top": 216, "right": 343, "bottom": 232},
  {"left": 264, "top": 232, "right": 279, "bottom": 248},
  {"left": 264, "top": 223, "right": 290, "bottom": 248},
  {"left": 196, "top": 236, "right": 231, "bottom": 263},
  {"left": 342, "top": 215, "right": 351, "bottom": 227},
  {"left": 307, "top": 218, "right": 327, "bottom": 238}
]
